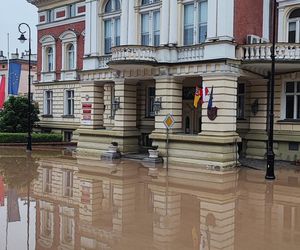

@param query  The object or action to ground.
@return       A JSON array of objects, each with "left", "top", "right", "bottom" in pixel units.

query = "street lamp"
[
  {"left": 266, "top": 0, "right": 277, "bottom": 180},
  {"left": 18, "top": 23, "right": 32, "bottom": 151}
]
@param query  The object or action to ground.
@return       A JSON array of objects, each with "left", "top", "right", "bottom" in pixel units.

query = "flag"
[
  {"left": 0, "top": 75, "right": 5, "bottom": 109},
  {"left": 200, "top": 83, "right": 209, "bottom": 104},
  {"left": 0, "top": 176, "right": 4, "bottom": 206},
  {"left": 208, "top": 87, "right": 214, "bottom": 110},
  {"left": 194, "top": 85, "right": 201, "bottom": 108},
  {"left": 7, "top": 188, "right": 20, "bottom": 222},
  {"left": 8, "top": 62, "right": 21, "bottom": 95}
]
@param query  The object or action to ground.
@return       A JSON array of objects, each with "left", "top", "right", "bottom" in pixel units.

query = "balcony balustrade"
[{"left": 238, "top": 43, "right": 300, "bottom": 61}]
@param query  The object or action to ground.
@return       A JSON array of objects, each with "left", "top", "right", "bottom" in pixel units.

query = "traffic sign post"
[{"left": 163, "top": 114, "right": 175, "bottom": 172}]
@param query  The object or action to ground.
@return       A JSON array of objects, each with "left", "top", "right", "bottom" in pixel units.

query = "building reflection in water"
[{"left": 25, "top": 155, "right": 300, "bottom": 250}]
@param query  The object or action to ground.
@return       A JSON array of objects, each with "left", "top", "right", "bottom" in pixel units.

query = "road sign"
[{"left": 163, "top": 113, "right": 175, "bottom": 129}]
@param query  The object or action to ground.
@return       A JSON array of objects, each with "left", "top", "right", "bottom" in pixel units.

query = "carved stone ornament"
[{"left": 207, "top": 107, "right": 218, "bottom": 121}]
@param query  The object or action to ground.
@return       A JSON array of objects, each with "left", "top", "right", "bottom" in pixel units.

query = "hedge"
[{"left": 0, "top": 133, "right": 63, "bottom": 143}]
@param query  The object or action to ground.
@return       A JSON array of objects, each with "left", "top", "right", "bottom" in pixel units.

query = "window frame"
[
  {"left": 103, "top": 0, "right": 121, "bottom": 54},
  {"left": 139, "top": 1, "right": 160, "bottom": 46},
  {"left": 63, "top": 170, "right": 73, "bottom": 197},
  {"left": 146, "top": 86, "right": 155, "bottom": 118},
  {"left": 44, "top": 90, "right": 53, "bottom": 116},
  {"left": 183, "top": 0, "right": 208, "bottom": 46},
  {"left": 64, "top": 89, "right": 75, "bottom": 116},
  {"left": 287, "top": 8, "right": 300, "bottom": 43},
  {"left": 237, "top": 83, "right": 245, "bottom": 120},
  {"left": 282, "top": 81, "right": 300, "bottom": 120},
  {"left": 59, "top": 31, "right": 77, "bottom": 71}
]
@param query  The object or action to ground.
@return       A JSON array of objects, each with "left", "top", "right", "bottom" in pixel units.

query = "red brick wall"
[
  {"left": 234, "top": 0, "right": 264, "bottom": 44},
  {"left": 37, "top": 21, "right": 85, "bottom": 81},
  {"left": 56, "top": 10, "right": 66, "bottom": 18}
]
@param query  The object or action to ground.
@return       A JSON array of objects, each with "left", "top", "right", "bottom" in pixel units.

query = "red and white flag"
[{"left": 200, "top": 83, "right": 209, "bottom": 104}]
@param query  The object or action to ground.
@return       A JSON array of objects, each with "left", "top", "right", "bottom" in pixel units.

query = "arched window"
[
  {"left": 183, "top": 0, "right": 207, "bottom": 45},
  {"left": 46, "top": 47, "right": 53, "bottom": 72},
  {"left": 288, "top": 8, "right": 300, "bottom": 43},
  {"left": 140, "top": 0, "right": 160, "bottom": 46},
  {"left": 104, "top": 0, "right": 121, "bottom": 54},
  {"left": 67, "top": 44, "right": 75, "bottom": 70}
]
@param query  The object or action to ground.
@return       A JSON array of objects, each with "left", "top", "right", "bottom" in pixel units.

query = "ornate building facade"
[{"left": 28, "top": 0, "right": 300, "bottom": 168}]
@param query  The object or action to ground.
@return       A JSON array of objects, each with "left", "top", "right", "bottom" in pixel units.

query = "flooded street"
[{"left": 1, "top": 148, "right": 300, "bottom": 250}]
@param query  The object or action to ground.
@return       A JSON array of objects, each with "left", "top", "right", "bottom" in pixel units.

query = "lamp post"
[
  {"left": 266, "top": 0, "right": 276, "bottom": 180},
  {"left": 18, "top": 23, "right": 32, "bottom": 151}
]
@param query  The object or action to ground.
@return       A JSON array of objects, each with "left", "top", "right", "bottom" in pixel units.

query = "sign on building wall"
[{"left": 82, "top": 103, "right": 92, "bottom": 125}]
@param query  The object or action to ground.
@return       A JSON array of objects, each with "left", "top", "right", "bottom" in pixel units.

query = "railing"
[
  {"left": 99, "top": 55, "right": 112, "bottom": 69},
  {"left": 238, "top": 43, "right": 300, "bottom": 60},
  {"left": 111, "top": 45, "right": 157, "bottom": 62},
  {"left": 177, "top": 44, "right": 205, "bottom": 62}
]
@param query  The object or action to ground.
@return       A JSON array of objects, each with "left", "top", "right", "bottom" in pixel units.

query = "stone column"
[
  {"left": 84, "top": 0, "right": 99, "bottom": 56},
  {"left": 160, "top": 0, "right": 170, "bottom": 45},
  {"left": 113, "top": 79, "right": 137, "bottom": 131},
  {"left": 199, "top": 199, "right": 236, "bottom": 250},
  {"left": 246, "top": 78, "right": 270, "bottom": 159},
  {"left": 151, "top": 189, "right": 181, "bottom": 249},
  {"left": 80, "top": 81, "right": 104, "bottom": 129},
  {"left": 103, "top": 83, "right": 115, "bottom": 129},
  {"left": 128, "top": 0, "right": 136, "bottom": 44},
  {"left": 169, "top": 0, "right": 177, "bottom": 45},
  {"left": 120, "top": 0, "right": 129, "bottom": 45},
  {"left": 154, "top": 76, "right": 182, "bottom": 133},
  {"left": 200, "top": 75, "right": 238, "bottom": 137}
]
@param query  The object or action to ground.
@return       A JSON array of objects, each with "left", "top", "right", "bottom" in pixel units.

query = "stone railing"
[
  {"left": 177, "top": 44, "right": 205, "bottom": 62},
  {"left": 238, "top": 43, "right": 300, "bottom": 60},
  {"left": 99, "top": 55, "right": 112, "bottom": 69},
  {"left": 111, "top": 45, "right": 157, "bottom": 62}
]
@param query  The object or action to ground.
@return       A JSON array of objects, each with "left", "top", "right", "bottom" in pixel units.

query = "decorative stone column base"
[
  {"left": 150, "top": 132, "right": 240, "bottom": 170},
  {"left": 76, "top": 128, "right": 139, "bottom": 159}
]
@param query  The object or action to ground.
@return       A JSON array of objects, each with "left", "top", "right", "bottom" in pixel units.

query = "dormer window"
[
  {"left": 288, "top": 8, "right": 300, "bottom": 43},
  {"left": 103, "top": 0, "right": 121, "bottom": 54}
]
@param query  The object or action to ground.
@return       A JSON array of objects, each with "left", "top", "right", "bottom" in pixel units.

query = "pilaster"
[
  {"left": 80, "top": 81, "right": 104, "bottom": 129},
  {"left": 160, "top": 0, "right": 170, "bottom": 45},
  {"left": 113, "top": 79, "right": 137, "bottom": 131},
  {"left": 154, "top": 76, "right": 183, "bottom": 133},
  {"left": 103, "top": 83, "right": 115, "bottom": 129}
]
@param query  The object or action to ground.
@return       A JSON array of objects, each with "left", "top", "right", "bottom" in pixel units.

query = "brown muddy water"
[{"left": 0, "top": 147, "right": 300, "bottom": 250}]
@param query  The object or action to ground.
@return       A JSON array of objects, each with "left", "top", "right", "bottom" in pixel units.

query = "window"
[
  {"left": 146, "top": 87, "right": 155, "bottom": 117},
  {"left": 237, "top": 83, "right": 245, "bottom": 119},
  {"left": 103, "top": 0, "right": 121, "bottom": 54},
  {"left": 69, "top": 4, "right": 76, "bottom": 18},
  {"left": 40, "top": 35, "right": 56, "bottom": 76},
  {"left": 41, "top": 210, "right": 53, "bottom": 238},
  {"left": 43, "top": 168, "right": 52, "bottom": 193},
  {"left": 65, "top": 90, "right": 74, "bottom": 116},
  {"left": 284, "top": 82, "right": 300, "bottom": 119},
  {"left": 64, "top": 131, "right": 73, "bottom": 142},
  {"left": 44, "top": 90, "right": 53, "bottom": 115},
  {"left": 288, "top": 8, "right": 300, "bottom": 43},
  {"left": 66, "top": 44, "right": 75, "bottom": 70},
  {"left": 63, "top": 170, "right": 73, "bottom": 197},
  {"left": 46, "top": 47, "right": 54, "bottom": 72},
  {"left": 59, "top": 31, "right": 77, "bottom": 72},
  {"left": 142, "top": 0, "right": 160, "bottom": 5},
  {"left": 140, "top": 1, "right": 160, "bottom": 46},
  {"left": 183, "top": 0, "right": 207, "bottom": 45},
  {"left": 61, "top": 216, "right": 74, "bottom": 245}
]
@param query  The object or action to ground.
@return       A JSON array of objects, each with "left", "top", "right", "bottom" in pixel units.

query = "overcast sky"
[{"left": 0, "top": 0, "right": 38, "bottom": 57}]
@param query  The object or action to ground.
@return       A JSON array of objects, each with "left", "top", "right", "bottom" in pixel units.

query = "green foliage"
[
  {"left": 0, "top": 133, "right": 62, "bottom": 143},
  {"left": 0, "top": 96, "right": 40, "bottom": 133}
]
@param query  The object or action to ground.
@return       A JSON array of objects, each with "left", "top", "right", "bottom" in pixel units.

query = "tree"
[{"left": 0, "top": 96, "right": 39, "bottom": 133}]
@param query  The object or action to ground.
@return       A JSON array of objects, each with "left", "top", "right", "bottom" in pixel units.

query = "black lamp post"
[
  {"left": 266, "top": 0, "right": 277, "bottom": 180},
  {"left": 18, "top": 23, "right": 32, "bottom": 151}
]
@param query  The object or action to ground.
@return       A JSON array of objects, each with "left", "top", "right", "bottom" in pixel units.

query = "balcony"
[
  {"left": 237, "top": 43, "right": 300, "bottom": 75},
  {"left": 98, "top": 44, "right": 205, "bottom": 69},
  {"left": 237, "top": 43, "right": 300, "bottom": 61}
]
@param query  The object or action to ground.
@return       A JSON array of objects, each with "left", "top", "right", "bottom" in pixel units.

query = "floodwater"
[{"left": 1, "top": 148, "right": 300, "bottom": 250}]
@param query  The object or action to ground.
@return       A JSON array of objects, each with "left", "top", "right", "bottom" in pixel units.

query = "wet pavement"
[{"left": 1, "top": 148, "right": 300, "bottom": 250}]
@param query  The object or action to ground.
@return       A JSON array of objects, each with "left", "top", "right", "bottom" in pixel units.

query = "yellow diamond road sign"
[{"left": 163, "top": 113, "right": 175, "bottom": 129}]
